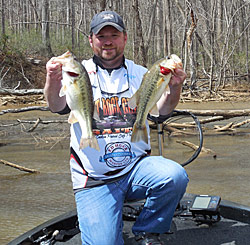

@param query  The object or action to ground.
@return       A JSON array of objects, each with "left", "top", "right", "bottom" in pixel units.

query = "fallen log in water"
[
  {"left": 214, "top": 119, "right": 250, "bottom": 132},
  {"left": 166, "top": 116, "right": 224, "bottom": 129},
  {"left": 26, "top": 118, "right": 41, "bottom": 132},
  {"left": 0, "top": 106, "right": 49, "bottom": 115},
  {"left": 0, "top": 88, "right": 44, "bottom": 95},
  {"left": 232, "top": 119, "right": 250, "bottom": 128},
  {"left": 184, "top": 109, "right": 250, "bottom": 117},
  {"left": 176, "top": 140, "right": 217, "bottom": 158},
  {"left": 214, "top": 122, "right": 235, "bottom": 132},
  {"left": 0, "top": 159, "right": 40, "bottom": 173}
]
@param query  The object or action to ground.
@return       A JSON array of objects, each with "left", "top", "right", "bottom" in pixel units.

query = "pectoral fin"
[
  {"left": 59, "top": 85, "right": 67, "bottom": 97},
  {"left": 156, "top": 77, "right": 166, "bottom": 88},
  {"left": 128, "top": 91, "right": 139, "bottom": 109},
  {"left": 165, "top": 84, "right": 170, "bottom": 94},
  {"left": 68, "top": 111, "right": 78, "bottom": 124}
]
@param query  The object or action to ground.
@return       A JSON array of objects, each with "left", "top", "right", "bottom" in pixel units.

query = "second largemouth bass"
[{"left": 128, "top": 54, "right": 183, "bottom": 143}]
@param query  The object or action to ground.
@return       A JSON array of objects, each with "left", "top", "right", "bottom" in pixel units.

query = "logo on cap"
[{"left": 102, "top": 14, "right": 114, "bottom": 20}]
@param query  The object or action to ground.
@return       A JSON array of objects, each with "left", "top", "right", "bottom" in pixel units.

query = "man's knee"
[
  {"left": 157, "top": 160, "right": 189, "bottom": 196},
  {"left": 175, "top": 165, "right": 189, "bottom": 190}
]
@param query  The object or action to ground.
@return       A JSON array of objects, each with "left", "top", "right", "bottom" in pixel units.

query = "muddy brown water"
[{"left": 0, "top": 101, "right": 250, "bottom": 244}]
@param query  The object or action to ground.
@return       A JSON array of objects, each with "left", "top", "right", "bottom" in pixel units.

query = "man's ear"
[
  {"left": 124, "top": 32, "right": 128, "bottom": 44},
  {"left": 89, "top": 35, "right": 93, "bottom": 47}
]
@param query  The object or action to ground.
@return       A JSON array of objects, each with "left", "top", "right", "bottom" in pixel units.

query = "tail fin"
[
  {"left": 131, "top": 124, "right": 148, "bottom": 143},
  {"left": 80, "top": 136, "right": 100, "bottom": 151}
]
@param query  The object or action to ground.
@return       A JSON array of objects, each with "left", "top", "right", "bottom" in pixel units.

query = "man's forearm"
[
  {"left": 157, "top": 83, "right": 182, "bottom": 116},
  {"left": 44, "top": 74, "right": 67, "bottom": 113}
]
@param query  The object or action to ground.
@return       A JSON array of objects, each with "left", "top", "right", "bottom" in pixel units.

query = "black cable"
[
  {"left": 171, "top": 110, "right": 203, "bottom": 167},
  {"left": 148, "top": 109, "right": 203, "bottom": 167}
]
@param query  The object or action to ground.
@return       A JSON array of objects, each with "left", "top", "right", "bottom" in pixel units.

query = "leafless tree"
[
  {"left": 41, "top": 0, "right": 53, "bottom": 56},
  {"left": 0, "top": 0, "right": 249, "bottom": 92},
  {"left": 1, "top": 0, "right": 5, "bottom": 35}
]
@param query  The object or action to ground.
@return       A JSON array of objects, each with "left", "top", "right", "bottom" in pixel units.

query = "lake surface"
[{"left": 0, "top": 101, "right": 250, "bottom": 244}]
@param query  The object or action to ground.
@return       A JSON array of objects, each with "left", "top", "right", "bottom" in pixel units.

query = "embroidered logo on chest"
[{"left": 99, "top": 142, "right": 136, "bottom": 168}]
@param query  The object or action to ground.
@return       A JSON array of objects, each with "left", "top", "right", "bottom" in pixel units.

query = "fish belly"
[{"left": 131, "top": 74, "right": 171, "bottom": 143}]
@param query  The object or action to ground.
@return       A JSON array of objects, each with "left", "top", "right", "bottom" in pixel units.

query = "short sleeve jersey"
[{"left": 70, "top": 58, "right": 150, "bottom": 190}]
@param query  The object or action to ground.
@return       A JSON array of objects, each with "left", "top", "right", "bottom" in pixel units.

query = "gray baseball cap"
[{"left": 90, "top": 11, "right": 125, "bottom": 34}]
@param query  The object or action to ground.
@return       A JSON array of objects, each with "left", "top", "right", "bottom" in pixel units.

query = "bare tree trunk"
[
  {"left": 99, "top": 0, "right": 106, "bottom": 11},
  {"left": 41, "top": 0, "right": 53, "bottom": 57},
  {"left": 163, "top": 0, "right": 168, "bottom": 57},
  {"left": 155, "top": 3, "right": 162, "bottom": 60},
  {"left": 166, "top": 0, "right": 173, "bottom": 54},
  {"left": 132, "top": 8, "right": 139, "bottom": 63},
  {"left": 144, "top": 0, "right": 158, "bottom": 60},
  {"left": 163, "top": 0, "right": 173, "bottom": 55},
  {"left": 1, "top": 0, "right": 5, "bottom": 35},
  {"left": 67, "top": 0, "right": 70, "bottom": 27},
  {"left": 27, "top": 0, "right": 41, "bottom": 29},
  {"left": 217, "top": 0, "right": 223, "bottom": 38},
  {"left": 187, "top": 8, "right": 198, "bottom": 89},
  {"left": 246, "top": 18, "right": 250, "bottom": 83},
  {"left": 71, "top": 0, "right": 75, "bottom": 50},
  {"left": 132, "top": 0, "right": 147, "bottom": 67},
  {"left": 209, "top": 0, "right": 216, "bottom": 92},
  {"left": 173, "top": 0, "right": 188, "bottom": 72},
  {"left": 243, "top": 3, "right": 249, "bottom": 83}
]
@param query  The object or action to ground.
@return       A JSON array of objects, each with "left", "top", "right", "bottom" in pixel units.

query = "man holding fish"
[{"left": 44, "top": 10, "right": 188, "bottom": 245}]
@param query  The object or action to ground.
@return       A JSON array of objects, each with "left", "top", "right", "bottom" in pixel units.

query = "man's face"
[{"left": 89, "top": 26, "right": 127, "bottom": 65}]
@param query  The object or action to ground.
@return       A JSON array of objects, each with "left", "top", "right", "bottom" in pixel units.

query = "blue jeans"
[{"left": 75, "top": 156, "right": 189, "bottom": 245}]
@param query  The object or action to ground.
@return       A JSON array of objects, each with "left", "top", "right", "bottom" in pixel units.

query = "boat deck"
[
  {"left": 59, "top": 216, "right": 250, "bottom": 244},
  {"left": 8, "top": 194, "right": 250, "bottom": 245}
]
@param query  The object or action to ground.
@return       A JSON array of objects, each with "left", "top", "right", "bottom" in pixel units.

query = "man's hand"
[
  {"left": 44, "top": 58, "right": 66, "bottom": 112},
  {"left": 169, "top": 68, "right": 187, "bottom": 88},
  {"left": 46, "top": 58, "right": 63, "bottom": 81},
  {"left": 157, "top": 68, "right": 187, "bottom": 116}
]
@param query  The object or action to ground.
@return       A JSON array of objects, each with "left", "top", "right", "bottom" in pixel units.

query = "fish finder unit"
[
  {"left": 123, "top": 194, "right": 222, "bottom": 226},
  {"left": 189, "top": 195, "right": 221, "bottom": 224}
]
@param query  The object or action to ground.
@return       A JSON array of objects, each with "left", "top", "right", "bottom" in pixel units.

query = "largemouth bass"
[
  {"left": 52, "top": 51, "right": 100, "bottom": 151},
  {"left": 128, "top": 54, "right": 183, "bottom": 143}
]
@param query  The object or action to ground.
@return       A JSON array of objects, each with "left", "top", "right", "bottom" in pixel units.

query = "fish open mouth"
[
  {"left": 160, "top": 66, "right": 171, "bottom": 75},
  {"left": 67, "top": 71, "right": 79, "bottom": 77}
]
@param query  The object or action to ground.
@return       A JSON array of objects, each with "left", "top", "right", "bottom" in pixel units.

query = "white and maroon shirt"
[{"left": 69, "top": 58, "right": 150, "bottom": 190}]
